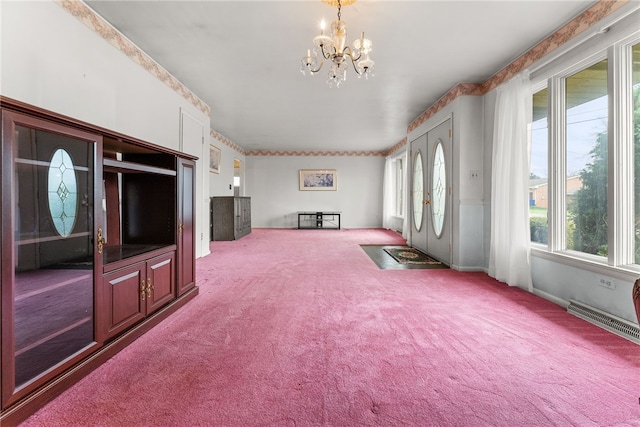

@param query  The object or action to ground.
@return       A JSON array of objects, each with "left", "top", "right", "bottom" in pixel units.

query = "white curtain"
[
  {"left": 382, "top": 156, "right": 394, "bottom": 230},
  {"left": 489, "top": 70, "right": 533, "bottom": 291}
]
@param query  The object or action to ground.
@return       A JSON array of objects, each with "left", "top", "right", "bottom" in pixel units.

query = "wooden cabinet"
[
  {"left": 1, "top": 98, "right": 198, "bottom": 425},
  {"left": 177, "top": 158, "right": 195, "bottom": 295},
  {"left": 210, "top": 196, "right": 251, "bottom": 241},
  {"left": 102, "top": 250, "right": 175, "bottom": 340}
]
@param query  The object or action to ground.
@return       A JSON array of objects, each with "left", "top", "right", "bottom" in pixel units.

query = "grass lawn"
[{"left": 530, "top": 206, "right": 547, "bottom": 218}]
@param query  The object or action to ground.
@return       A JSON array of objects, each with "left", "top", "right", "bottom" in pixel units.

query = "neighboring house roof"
[{"left": 529, "top": 178, "right": 548, "bottom": 189}]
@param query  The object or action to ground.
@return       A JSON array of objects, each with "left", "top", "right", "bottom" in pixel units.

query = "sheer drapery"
[{"left": 489, "top": 70, "right": 533, "bottom": 291}]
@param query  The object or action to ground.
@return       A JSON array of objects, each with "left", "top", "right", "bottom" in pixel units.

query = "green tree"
[
  {"left": 570, "top": 86, "right": 640, "bottom": 259},
  {"left": 570, "top": 131, "right": 608, "bottom": 255}
]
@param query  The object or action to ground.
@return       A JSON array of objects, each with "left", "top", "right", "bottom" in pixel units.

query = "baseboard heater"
[{"left": 567, "top": 300, "right": 640, "bottom": 344}]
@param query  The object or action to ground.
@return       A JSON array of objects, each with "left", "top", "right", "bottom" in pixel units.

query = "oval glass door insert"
[
  {"left": 412, "top": 150, "right": 424, "bottom": 231},
  {"left": 48, "top": 148, "right": 78, "bottom": 237},
  {"left": 431, "top": 141, "right": 446, "bottom": 237}
]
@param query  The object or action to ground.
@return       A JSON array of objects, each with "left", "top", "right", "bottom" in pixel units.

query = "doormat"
[{"left": 383, "top": 247, "right": 442, "bottom": 265}]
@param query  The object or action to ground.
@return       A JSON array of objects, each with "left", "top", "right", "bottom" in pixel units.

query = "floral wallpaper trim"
[
  {"left": 210, "top": 129, "right": 246, "bottom": 155},
  {"left": 481, "top": 0, "right": 628, "bottom": 94},
  {"left": 406, "top": 0, "right": 627, "bottom": 135},
  {"left": 382, "top": 138, "right": 408, "bottom": 157},
  {"left": 244, "top": 150, "right": 386, "bottom": 157},
  {"left": 56, "top": 0, "right": 211, "bottom": 117}
]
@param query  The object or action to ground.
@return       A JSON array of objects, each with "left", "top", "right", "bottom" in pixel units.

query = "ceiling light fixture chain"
[{"left": 300, "top": 0, "right": 375, "bottom": 88}]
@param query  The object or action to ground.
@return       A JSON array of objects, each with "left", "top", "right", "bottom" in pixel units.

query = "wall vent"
[{"left": 567, "top": 300, "right": 639, "bottom": 344}]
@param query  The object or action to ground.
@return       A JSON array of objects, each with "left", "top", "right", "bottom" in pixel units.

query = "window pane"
[
  {"left": 530, "top": 88, "right": 549, "bottom": 244},
  {"left": 633, "top": 43, "right": 640, "bottom": 264},
  {"left": 565, "top": 59, "right": 608, "bottom": 256}
]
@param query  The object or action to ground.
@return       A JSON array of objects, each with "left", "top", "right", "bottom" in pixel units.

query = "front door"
[
  {"left": 410, "top": 134, "right": 428, "bottom": 253},
  {"left": 426, "top": 119, "right": 451, "bottom": 265},
  {"left": 410, "top": 119, "right": 452, "bottom": 265}
]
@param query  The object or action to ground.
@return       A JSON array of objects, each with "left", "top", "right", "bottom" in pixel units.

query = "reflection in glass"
[
  {"left": 14, "top": 125, "right": 94, "bottom": 387},
  {"left": 412, "top": 151, "right": 424, "bottom": 231},
  {"left": 431, "top": 142, "right": 446, "bottom": 237}
]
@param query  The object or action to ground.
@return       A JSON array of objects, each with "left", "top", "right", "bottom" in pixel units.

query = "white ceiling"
[{"left": 85, "top": 0, "right": 596, "bottom": 153}]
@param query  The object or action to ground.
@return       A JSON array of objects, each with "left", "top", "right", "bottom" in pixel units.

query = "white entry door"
[
  {"left": 410, "top": 134, "right": 428, "bottom": 253},
  {"left": 426, "top": 119, "right": 452, "bottom": 265},
  {"left": 410, "top": 119, "right": 452, "bottom": 265}
]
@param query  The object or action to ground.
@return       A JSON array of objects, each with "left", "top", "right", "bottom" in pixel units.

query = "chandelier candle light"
[{"left": 300, "top": 0, "right": 374, "bottom": 87}]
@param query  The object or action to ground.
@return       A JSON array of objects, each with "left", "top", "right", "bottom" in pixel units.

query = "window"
[
  {"left": 395, "top": 158, "right": 404, "bottom": 216},
  {"left": 530, "top": 88, "right": 548, "bottom": 244},
  {"left": 530, "top": 35, "right": 639, "bottom": 270},
  {"left": 565, "top": 59, "right": 608, "bottom": 257},
  {"left": 633, "top": 43, "right": 640, "bottom": 264}
]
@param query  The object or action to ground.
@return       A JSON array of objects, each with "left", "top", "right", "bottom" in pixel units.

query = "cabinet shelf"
[
  {"left": 103, "top": 158, "right": 176, "bottom": 176},
  {"left": 103, "top": 244, "right": 176, "bottom": 272}
]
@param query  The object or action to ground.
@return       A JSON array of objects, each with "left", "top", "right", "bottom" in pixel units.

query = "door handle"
[{"left": 423, "top": 199, "right": 431, "bottom": 205}]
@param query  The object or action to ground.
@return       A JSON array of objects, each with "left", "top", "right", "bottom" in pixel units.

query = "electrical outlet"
[
  {"left": 598, "top": 276, "right": 616, "bottom": 290},
  {"left": 470, "top": 170, "right": 479, "bottom": 180}
]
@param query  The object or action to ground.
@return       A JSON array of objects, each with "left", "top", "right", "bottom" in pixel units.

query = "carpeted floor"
[{"left": 20, "top": 228, "right": 640, "bottom": 426}]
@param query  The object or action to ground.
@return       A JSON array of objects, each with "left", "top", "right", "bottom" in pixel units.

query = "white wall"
[
  {"left": 245, "top": 155, "right": 385, "bottom": 228},
  {"left": 209, "top": 140, "right": 246, "bottom": 197},
  {"left": 1, "top": 1, "right": 211, "bottom": 257}
]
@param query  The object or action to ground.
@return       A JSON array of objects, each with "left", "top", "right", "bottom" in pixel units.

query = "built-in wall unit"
[
  {"left": 1, "top": 0, "right": 216, "bottom": 421},
  {"left": 0, "top": 98, "right": 198, "bottom": 425}
]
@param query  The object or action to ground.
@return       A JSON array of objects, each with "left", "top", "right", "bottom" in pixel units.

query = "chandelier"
[{"left": 300, "top": 0, "right": 375, "bottom": 87}]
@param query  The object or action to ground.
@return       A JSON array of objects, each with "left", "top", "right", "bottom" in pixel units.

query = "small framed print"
[
  {"left": 299, "top": 169, "right": 337, "bottom": 191},
  {"left": 210, "top": 145, "right": 221, "bottom": 174}
]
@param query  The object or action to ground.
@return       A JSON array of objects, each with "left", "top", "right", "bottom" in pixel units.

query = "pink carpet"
[{"left": 21, "top": 229, "right": 640, "bottom": 426}]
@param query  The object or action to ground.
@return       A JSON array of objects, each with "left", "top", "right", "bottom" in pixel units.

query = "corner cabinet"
[
  {"left": 210, "top": 196, "right": 251, "bottom": 241},
  {"left": 0, "top": 98, "right": 198, "bottom": 426}
]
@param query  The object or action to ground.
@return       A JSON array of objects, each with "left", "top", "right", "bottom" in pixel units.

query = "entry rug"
[{"left": 383, "top": 247, "right": 442, "bottom": 265}]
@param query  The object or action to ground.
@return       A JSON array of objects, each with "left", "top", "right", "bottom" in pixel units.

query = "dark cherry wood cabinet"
[
  {"left": 102, "top": 249, "right": 176, "bottom": 340},
  {"left": 177, "top": 158, "right": 195, "bottom": 295},
  {"left": 0, "top": 97, "right": 198, "bottom": 426}
]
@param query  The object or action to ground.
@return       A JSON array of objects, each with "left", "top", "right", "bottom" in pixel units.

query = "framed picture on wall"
[
  {"left": 210, "top": 145, "right": 221, "bottom": 174},
  {"left": 299, "top": 169, "right": 337, "bottom": 191}
]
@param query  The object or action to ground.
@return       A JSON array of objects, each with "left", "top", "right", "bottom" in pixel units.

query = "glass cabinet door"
[{"left": 1, "top": 110, "right": 102, "bottom": 406}]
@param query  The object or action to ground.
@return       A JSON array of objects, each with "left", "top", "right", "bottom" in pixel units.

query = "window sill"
[{"left": 531, "top": 246, "right": 640, "bottom": 282}]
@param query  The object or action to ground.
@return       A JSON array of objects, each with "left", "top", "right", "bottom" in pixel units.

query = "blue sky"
[{"left": 530, "top": 95, "right": 607, "bottom": 179}]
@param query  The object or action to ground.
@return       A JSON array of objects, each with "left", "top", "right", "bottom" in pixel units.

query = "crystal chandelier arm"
[
  {"left": 309, "top": 56, "right": 325, "bottom": 74},
  {"left": 318, "top": 42, "right": 333, "bottom": 60},
  {"left": 344, "top": 46, "right": 362, "bottom": 62},
  {"left": 343, "top": 46, "right": 365, "bottom": 75}
]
